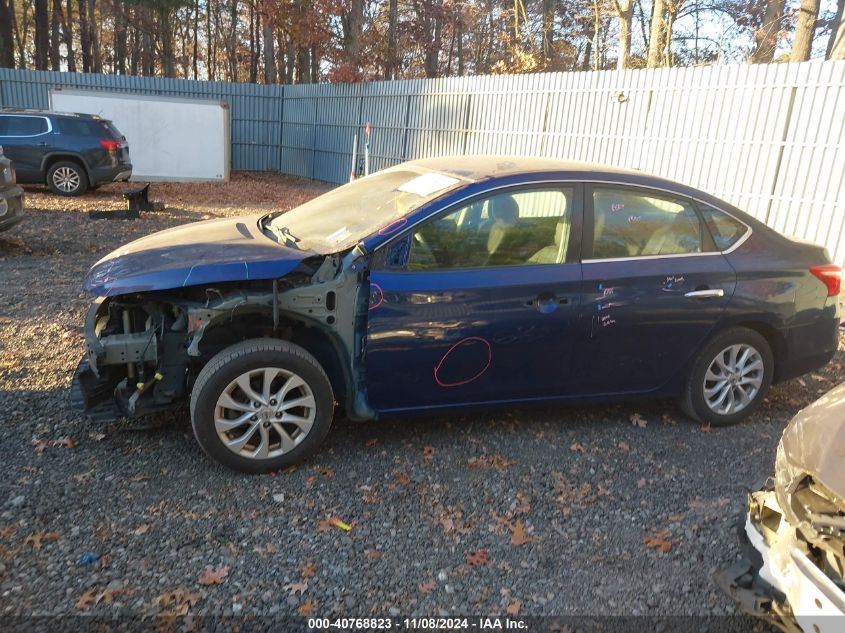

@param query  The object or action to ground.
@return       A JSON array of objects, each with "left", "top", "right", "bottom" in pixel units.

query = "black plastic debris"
[{"left": 89, "top": 183, "right": 165, "bottom": 220}]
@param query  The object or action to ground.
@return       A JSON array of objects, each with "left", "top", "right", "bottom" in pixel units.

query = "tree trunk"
[
  {"left": 114, "top": 2, "right": 126, "bottom": 74},
  {"left": 62, "top": 0, "right": 75, "bottom": 71},
  {"left": 791, "top": 0, "right": 820, "bottom": 61},
  {"left": 34, "top": 0, "right": 49, "bottom": 70},
  {"left": 456, "top": 9, "right": 463, "bottom": 75},
  {"left": 825, "top": 0, "right": 845, "bottom": 59},
  {"left": 387, "top": 0, "right": 398, "bottom": 78},
  {"left": 49, "top": 0, "right": 61, "bottom": 70},
  {"left": 160, "top": 8, "right": 175, "bottom": 77},
  {"left": 262, "top": 19, "right": 276, "bottom": 83},
  {"left": 342, "top": 0, "right": 364, "bottom": 73},
  {"left": 646, "top": 0, "right": 665, "bottom": 67},
  {"left": 0, "top": 0, "right": 14, "bottom": 68},
  {"left": 140, "top": 6, "right": 154, "bottom": 76},
  {"left": 285, "top": 33, "right": 295, "bottom": 83},
  {"left": 751, "top": 0, "right": 785, "bottom": 63},
  {"left": 228, "top": 0, "right": 238, "bottom": 82},
  {"left": 77, "top": 0, "right": 91, "bottom": 71},
  {"left": 542, "top": 0, "right": 555, "bottom": 66},
  {"left": 87, "top": 0, "right": 101, "bottom": 72},
  {"left": 310, "top": 44, "right": 318, "bottom": 82},
  {"left": 613, "top": 0, "right": 634, "bottom": 69}
]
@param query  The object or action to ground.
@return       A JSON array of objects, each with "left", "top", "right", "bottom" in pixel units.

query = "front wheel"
[
  {"left": 681, "top": 327, "right": 774, "bottom": 426},
  {"left": 190, "top": 339, "right": 334, "bottom": 473}
]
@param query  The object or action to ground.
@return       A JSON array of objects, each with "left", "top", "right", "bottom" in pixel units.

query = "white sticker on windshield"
[
  {"left": 397, "top": 173, "right": 459, "bottom": 197},
  {"left": 326, "top": 226, "right": 352, "bottom": 243}
]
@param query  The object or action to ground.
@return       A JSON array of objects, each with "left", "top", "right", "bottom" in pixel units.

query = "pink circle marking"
[
  {"left": 378, "top": 217, "right": 408, "bottom": 236},
  {"left": 368, "top": 282, "right": 384, "bottom": 311},
  {"left": 434, "top": 336, "right": 492, "bottom": 388}
]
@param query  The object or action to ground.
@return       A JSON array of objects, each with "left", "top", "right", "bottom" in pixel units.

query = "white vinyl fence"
[{"left": 1, "top": 62, "right": 844, "bottom": 263}]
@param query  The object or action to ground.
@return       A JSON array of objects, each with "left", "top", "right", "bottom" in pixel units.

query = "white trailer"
[{"left": 49, "top": 88, "right": 230, "bottom": 182}]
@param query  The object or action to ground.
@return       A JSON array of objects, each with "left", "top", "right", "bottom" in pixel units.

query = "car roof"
[
  {"left": 0, "top": 108, "right": 104, "bottom": 121},
  {"left": 403, "top": 155, "right": 645, "bottom": 181}
]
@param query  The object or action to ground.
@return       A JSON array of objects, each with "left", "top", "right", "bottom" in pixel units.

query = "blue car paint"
[
  {"left": 83, "top": 214, "right": 315, "bottom": 297},
  {"left": 78, "top": 158, "right": 840, "bottom": 424}
]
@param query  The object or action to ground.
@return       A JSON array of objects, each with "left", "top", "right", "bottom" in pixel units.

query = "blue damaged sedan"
[{"left": 73, "top": 157, "right": 842, "bottom": 472}]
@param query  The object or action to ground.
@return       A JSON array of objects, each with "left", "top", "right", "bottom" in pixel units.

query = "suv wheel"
[
  {"left": 47, "top": 161, "right": 88, "bottom": 196},
  {"left": 190, "top": 339, "right": 334, "bottom": 474},
  {"left": 681, "top": 327, "right": 774, "bottom": 426}
]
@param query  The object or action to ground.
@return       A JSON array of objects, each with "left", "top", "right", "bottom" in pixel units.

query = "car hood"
[
  {"left": 779, "top": 381, "right": 845, "bottom": 504},
  {"left": 83, "top": 214, "right": 317, "bottom": 296}
]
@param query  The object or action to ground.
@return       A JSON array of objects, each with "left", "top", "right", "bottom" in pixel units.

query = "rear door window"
[
  {"left": 698, "top": 206, "right": 748, "bottom": 251},
  {"left": 0, "top": 115, "right": 49, "bottom": 136},
  {"left": 590, "top": 187, "right": 703, "bottom": 259}
]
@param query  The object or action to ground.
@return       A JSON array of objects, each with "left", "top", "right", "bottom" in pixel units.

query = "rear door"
[
  {"left": 0, "top": 115, "right": 51, "bottom": 181},
  {"left": 574, "top": 185, "right": 737, "bottom": 395},
  {"left": 365, "top": 183, "right": 584, "bottom": 412}
]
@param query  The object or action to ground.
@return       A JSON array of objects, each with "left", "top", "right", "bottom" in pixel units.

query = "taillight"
[
  {"left": 100, "top": 139, "right": 121, "bottom": 151},
  {"left": 810, "top": 265, "right": 842, "bottom": 297}
]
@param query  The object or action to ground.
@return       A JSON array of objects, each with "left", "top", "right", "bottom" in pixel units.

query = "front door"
[
  {"left": 365, "top": 184, "right": 585, "bottom": 412},
  {"left": 573, "top": 185, "right": 737, "bottom": 395}
]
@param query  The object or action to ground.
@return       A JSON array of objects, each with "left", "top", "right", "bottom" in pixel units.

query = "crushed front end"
[{"left": 716, "top": 417, "right": 845, "bottom": 633}]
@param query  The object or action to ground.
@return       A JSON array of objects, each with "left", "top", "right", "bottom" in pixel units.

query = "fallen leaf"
[
  {"left": 0, "top": 526, "right": 16, "bottom": 539},
  {"left": 24, "top": 531, "right": 59, "bottom": 550},
  {"left": 75, "top": 589, "right": 98, "bottom": 610},
  {"left": 510, "top": 520, "right": 529, "bottom": 546},
  {"left": 129, "top": 474, "right": 149, "bottom": 482},
  {"left": 569, "top": 442, "right": 586, "bottom": 453},
  {"left": 617, "top": 441, "right": 630, "bottom": 452},
  {"left": 506, "top": 599, "right": 521, "bottom": 615},
  {"left": 366, "top": 549, "right": 383, "bottom": 560},
  {"left": 467, "top": 454, "right": 515, "bottom": 472},
  {"left": 197, "top": 566, "right": 229, "bottom": 586},
  {"left": 394, "top": 472, "right": 411, "bottom": 486},
  {"left": 284, "top": 581, "right": 308, "bottom": 595},
  {"left": 643, "top": 528, "right": 674, "bottom": 553},
  {"left": 132, "top": 524, "right": 151, "bottom": 535},
  {"left": 315, "top": 467, "right": 335, "bottom": 478},
  {"left": 630, "top": 413, "right": 648, "bottom": 428},
  {"left": 31, "top": 439, "right": 49, "bottom": 454},
  {"left": 365, "top": 438, "right": 378, "bottom": 447},
  {"left": 316, "top": 519, "right": 333, "bottom": 532},
  {"left": 301, "top": 562, "right": 317, "bottom": 579},
  {"left": 418, "top": 579, "right": 435, "bottom": 594},
  {"left": 465, "top": 549, "right": 490, "bottom": 566},
  {"left": 637, "top": 478, "right": 647, "bottom": 488},
  {"left": 88, "top": 432, "right": 107, "bottom": 441},
  {"left": 54, "top": 437, "right": 78, "bottom": 449},
  {"left": 422, "top": 446, "right": 435, "bottom": 461},
  {"left": 298, "top": 599, "right": 315, "bottom": 616},
  {"left": 253, "top": 543, "right": 279, "bottom": 555},
  {"left": 328, "top": 517, "right": 353, "bottom": 532},
  {"left": 699, "top": 423, "right": 713, "bottom": 433}
]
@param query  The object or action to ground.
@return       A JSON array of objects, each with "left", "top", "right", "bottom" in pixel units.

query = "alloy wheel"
[
  {"left": 52, "top": 166, "right": 81, "bottom": 193},
  {"left": 214, "top": 367, "right": 316, "bottom": 460},
  {"left": 703, "top": 343, "right": 764, "bottom": 416}
]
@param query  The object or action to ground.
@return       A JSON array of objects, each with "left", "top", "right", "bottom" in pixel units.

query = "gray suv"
[{"left": 0, "top": 109, "right": 132, "bottom": 196}]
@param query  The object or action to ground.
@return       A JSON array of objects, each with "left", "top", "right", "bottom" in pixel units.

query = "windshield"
[{"left": 266, "top": 168, "right": 464, "bottom": 252}]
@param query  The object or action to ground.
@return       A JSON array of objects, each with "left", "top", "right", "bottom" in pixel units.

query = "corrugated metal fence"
[{"left": 1, "top": 63, "right": 844, "bottom": 264}]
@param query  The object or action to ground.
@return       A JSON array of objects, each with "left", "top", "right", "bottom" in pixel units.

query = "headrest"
[{"left": 489, "top": 195, "right": 519, "bottom": 223}]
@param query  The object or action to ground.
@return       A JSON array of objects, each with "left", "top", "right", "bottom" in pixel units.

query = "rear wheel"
[
  {"left": 47, "top": 161, "right": 88, "bottom": 196},
  {"left": 681, "top": 327, "right": 773, "bottom": 426},
  {"left": 190, "top": 339, "right": 334, "bottom": 473}
]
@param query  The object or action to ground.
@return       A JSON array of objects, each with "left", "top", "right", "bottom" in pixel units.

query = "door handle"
[
  {"left": 684, "top": 288, "right": 725, "bottom": 299},
  {"left": 526, "top": 293, "right": 569, "bottom": 313}
]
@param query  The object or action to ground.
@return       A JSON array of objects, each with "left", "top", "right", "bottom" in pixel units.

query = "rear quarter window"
[
  {"left": 55, "top": 118, "right": 110, "bottom": 138},
  {"left": 699, "top": 206, "right": 748, "bottom": 251}
]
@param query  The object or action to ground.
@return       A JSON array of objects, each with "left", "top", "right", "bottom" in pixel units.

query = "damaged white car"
[{"left": 716, "top": 381, "right": 845, "bottom": 632}]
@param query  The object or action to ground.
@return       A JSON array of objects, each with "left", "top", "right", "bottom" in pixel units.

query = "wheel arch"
[
  {"left": 42, "top": 153, "right": 92, "bottom": 182},
  {"left": 193, "top": 309, "right": 351, "bottom": 410}
]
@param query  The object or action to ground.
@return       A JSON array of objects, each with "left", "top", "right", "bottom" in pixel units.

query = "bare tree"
[
  {"left": 612, "top": 0, "right": 634, "bottom": 69},
  {"left": 750, "top": 0, "right": 785, "bottom": 63},
  {"left": 387, "top": 0, "right": 398, "bottom": 78},
  {"left": 0, "top": 0, "right": 14, "bottom": 67},
  {"left": 647, "top": 0, "right": 665, "bottom": 66},
  {"left": 34, "top": 0, "right": 49, "bottom": 70},
  {"left": 791, "top": 0, "right": 820, "bottom": 61}
]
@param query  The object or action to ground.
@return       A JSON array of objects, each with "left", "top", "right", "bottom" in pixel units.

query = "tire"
[
  {"left": 190, "top": 338, "right": 334, "bottom": 474},
  {"left": 47, "top": 160, "right": 89, "bottom": 196},
  {"left": 681, "top": 327, "right": 774, "bottom": 426}
]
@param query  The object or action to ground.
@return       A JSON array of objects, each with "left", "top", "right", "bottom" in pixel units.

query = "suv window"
[
  {"left": 0, "top": 115, "right": 49, "bottom": 136},
  {"left": 591, "top": 188, "right": 703, "bottom": 259},
  {"left": 403, "top": 187, "right": 574, "bottom": 270},
  {"left": 698, "top": 206, "right": 747, "bottom": 251},
  {"left": 55, "top": 118, "right": 110, "bottom": 138}
]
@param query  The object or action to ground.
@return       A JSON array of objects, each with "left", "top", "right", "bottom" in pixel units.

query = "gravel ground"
[{"left": 0, "top": 174, "right": 842, "bottom": 629}]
